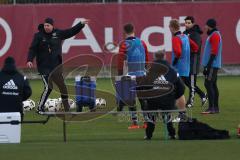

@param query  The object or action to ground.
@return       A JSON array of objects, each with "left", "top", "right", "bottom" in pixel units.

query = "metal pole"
[
  {"left": 0, "top": 116, "right": 50, "bottom": 125},
  {"left": 13, "top": 0, "right": 16, "bottom": 5},
  {"left": 163, "top": 114, "right": 169, "bottom": 141},
  {"left": 63, "top": 116, "right": 67, "bottom": 142}
]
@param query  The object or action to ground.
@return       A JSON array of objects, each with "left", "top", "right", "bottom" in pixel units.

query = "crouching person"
[
  {"left": 136, "top": 51, "right": 186, "bottom": 140},
  {"left": 0, "top": 57, "right": 32, "bottom": 120}
]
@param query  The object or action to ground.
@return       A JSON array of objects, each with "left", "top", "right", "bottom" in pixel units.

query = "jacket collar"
[
  {"left": 207, "top": 28, "right": 218, "bottom": 36},
  {"left": 174, "top": 31, "right": 181, "bottom": 36}
]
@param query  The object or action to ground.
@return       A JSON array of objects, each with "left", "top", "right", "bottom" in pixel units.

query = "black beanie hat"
[
  {"left": 206, "top": 19, "right": 217, "bottom": 28},
  {"left": 2, "top": 56, "right": 17, "bottom": 73},
  {"left": 4, "top": 56, "right": 15, "bottom": 65},
  {"left": 44, "top": 17, "right": 54, "bottom": 25}
]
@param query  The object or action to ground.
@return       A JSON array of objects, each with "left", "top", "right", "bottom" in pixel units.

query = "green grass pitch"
[{"left": 0, "top": 76, "right": 239, "bottom": 160}]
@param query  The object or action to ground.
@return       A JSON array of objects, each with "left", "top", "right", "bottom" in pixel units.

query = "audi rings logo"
[
  {"left": 236, "top": 19, "right": 240, "bottom": 46},
  {"left": 0, "top": 17, "right": 12, "bottom": 57}
]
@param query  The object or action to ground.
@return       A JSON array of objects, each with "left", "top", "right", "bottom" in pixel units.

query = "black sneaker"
[
  {"left": 201, "top": 94, "right": 208, "bottom": 107},
  {"left": 214, "top": 107, "right": 220, "bottom": 113},
  {"left": 169, "top": 135, "right": 176, "bottom": 140},
  {"left": 144, "top": 136, "right": 151, "bottom": 140},
  {"left": 36, "top": 106, "right": 45, "bottom": 114},
  {"left": 186, "top": 101, "right": 194, "bottom": 108},
  {"left": 90, "top": 107, "right": 97, "bottom": 112},
  {"left": 201, "top": 107, "right": 215, "bottom": 114},
  {"left": 179, "top": 113, "right": 189, "bottom": 122},
  {"left": 186, "top": 94, "right": 195, "bottom": 108}
]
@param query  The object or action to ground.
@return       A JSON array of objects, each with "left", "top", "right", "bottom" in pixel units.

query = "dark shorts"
[{"left": 146, "top": 97, "right": 176, "bottom": 111}]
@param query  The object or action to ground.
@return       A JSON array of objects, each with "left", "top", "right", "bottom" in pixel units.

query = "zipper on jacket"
[{"left": 48, "top": 44, "right": 51, "bottom": 53}]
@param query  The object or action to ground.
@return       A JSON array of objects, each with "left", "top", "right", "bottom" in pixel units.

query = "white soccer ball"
[
  {"left": 68, "top": 99, "right": 76, "bottom": 109},
  {"left": 99, "top": 98, "right": 106, "bottom": 106},
  {"left": 95, "top": 98, "right": 106, "bottom": 107},
  {"left": 54, "top": 98, "right": 62, "bottom": 111},
  {"left": 22, "top": 99, "right": 35, "bottom": 111},
  {"left": 56, "top": 98, "right": 62, "bottom": 107},
  {"left": 95, "top": 98, "right": 101, "bottom": 106},
  {"left": 45, "top": 99, "right": 61, "bottom": 112},
  {"left": 56, "top": 98, "right": 76, "bottom": 109}
]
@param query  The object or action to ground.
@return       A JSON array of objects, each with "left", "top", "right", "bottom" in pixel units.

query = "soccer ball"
[
  {"left": 95, "top": 98, "right": 101, "bottom": 106},
  {"left": 45, "top": 99, "right": 61, "bottom": 112},
  {"left": 95, "top": 98, "right": 107, "bottom": 107},
  {"left": 99, "top": 98, "right": 106, "bottom": 106},
  {"left": 68, "top": 99, "right": 76, "bottom": 109},
  {"left": 22, "top": 99, "right": 35, "bottom": 111},
  {"left": 57, "top": 98, "right": 76, "bottom": 109}
]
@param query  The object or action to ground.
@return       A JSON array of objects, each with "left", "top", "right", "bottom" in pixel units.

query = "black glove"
[
  {"left": 207, "top": 54, "right": 216, "bottom": 69},
  {"left": 204, "top": 54, "right": 215, "bottom": 76},
  {"left": 173, "top": 58, "right": 179, "bottom": 66}
]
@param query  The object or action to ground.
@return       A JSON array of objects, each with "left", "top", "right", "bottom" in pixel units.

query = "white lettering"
[
  {"left": 62, "top": 16, "right": 187, "bottom": 54},
  {"left": 141, "top": 16, "right": 186, "bottom": 53},
  {"left": 105, "top": 27, "right": 118, "bottom": 53},
  {"left": 2, "top": 91, "right": 19, "bottom": 96},
  {"left": 236, "top": 19, "right": 240, "bottom": 45},
  {"left": 0, "top": 17, "right": 12, "bottom": 57},
  {"left": 179, "top": 16, "right": 187, "bottom": 33},
  {"left": 62, "top": 18, "right": 102, "bottom": 53}
]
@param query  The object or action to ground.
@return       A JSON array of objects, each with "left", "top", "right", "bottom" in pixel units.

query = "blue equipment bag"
[
  {"left": 115, "top": 76, "right": 136, "bottom": 106},
  {"left": 75, "top": 76, "right": 96, "bottom": 112}
]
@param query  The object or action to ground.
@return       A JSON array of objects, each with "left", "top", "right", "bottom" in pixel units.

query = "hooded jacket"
[
  {"left": 184, "top": 24, "right": 203, "bottom": 55},
  {"left": 0, "top": 58, "right": 32, "bottom": 114},
  {"left": 27, "top": 22, "right": 85, "bottom": 74},
  {"left": 184, "top": 24, "right": 203, "bottom": 74}
]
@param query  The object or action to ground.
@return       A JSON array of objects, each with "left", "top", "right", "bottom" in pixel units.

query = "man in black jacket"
[
  {"left": 0, "top": 57, "right": 32, "bottom": 119},
  {"left": 183, "top": 16, "right": 207, "bottom": 108},
  {"left": 27, "top": 17, "right": 89, "bottom": 112},
  {"left": 137, "top": 51, "right": 186, "bottom": 140}
]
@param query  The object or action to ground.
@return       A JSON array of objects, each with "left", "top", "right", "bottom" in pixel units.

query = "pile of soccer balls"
[
  {"left": 22, "top": 98, "right": 107, "bottom": 112},
  {"left": 45, "top": 98, "right": 76, "bottom": 112},
  {"left": 22, "top": 98, "right": 76, "bottom": 112},
  {"left": 44, "top": 98, "right": 61, "bottom": 112}
]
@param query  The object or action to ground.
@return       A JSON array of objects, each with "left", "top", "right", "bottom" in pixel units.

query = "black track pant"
[
  {"left": 38, "top": 69, "right": 69, "bottom": 110},
  {"left": 181, "top": 75, "right": 205, "bottom": 102},
  {"left": 145, "top": 113, "right": 175, "bottom": 139},
  {"left": 204, "top": 68, "right": 219, "bottom": 109},
  {"left": 117, "top": 98, "right": 148, "bottom": 123},
  {"left": 117, "top": 101, "right": 138, "bottom": 123}
]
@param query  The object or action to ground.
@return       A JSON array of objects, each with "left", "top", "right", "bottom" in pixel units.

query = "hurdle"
[
  {"left": 0, "top": 116, "right": 50, "bottom": 125},
  {"left": 39, "top": 109, "right": 186, "bottom": 142},
  {"left": 0, "top": 110, "right": 186, "bottom": 142}
]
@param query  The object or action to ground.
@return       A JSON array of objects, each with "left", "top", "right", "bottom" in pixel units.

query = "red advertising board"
[{"left": 0, "top": 2, "right": 240, "bottom": 67}]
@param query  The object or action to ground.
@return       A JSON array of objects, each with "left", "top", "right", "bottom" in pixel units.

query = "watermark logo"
[{"left": 42, "top": 54, "right": 191, "bottom": 122}]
